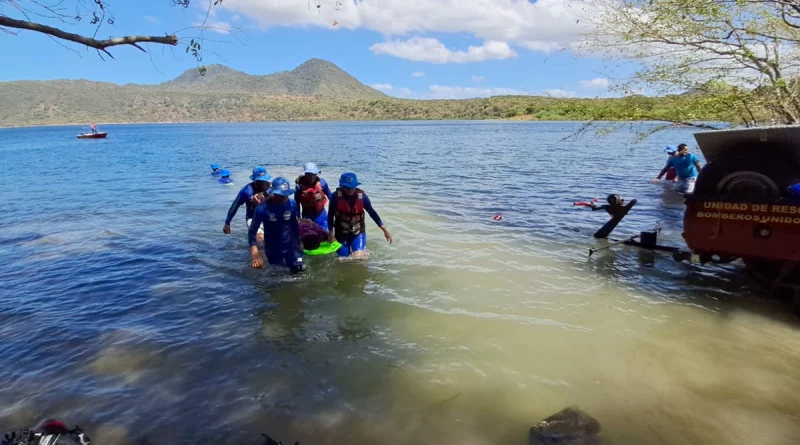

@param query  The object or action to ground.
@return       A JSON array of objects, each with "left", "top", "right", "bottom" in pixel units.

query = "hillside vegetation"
[{"left": 0, "top": 59, "right": 744, "bottom": 127}]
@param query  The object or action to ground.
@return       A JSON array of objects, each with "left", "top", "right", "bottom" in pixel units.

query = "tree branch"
[
  {"left": 640, "top": 115, "right": 722, "bottom": 129},
  {"left": 0, "top": 15, "right": 178, "bottom": 52}
]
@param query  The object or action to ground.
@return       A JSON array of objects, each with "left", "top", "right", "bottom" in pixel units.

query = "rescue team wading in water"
[
  {"left": 295, "top": 162, "right": 333, "bottom": 231},
  {"left": 211, "top": 163, "right": 223, "bottom": 176},
  {"left": 248, "top": 177, "right": 305, "bottom": 274},
  {"left": 328, "top": 172, "right": 392, "bottom": 258},
  {"left": 223, "top": 166, "right": 271, "bottom": 244},
  {"left": 652, "top": 143, "right": 703, "bottom": 194}
]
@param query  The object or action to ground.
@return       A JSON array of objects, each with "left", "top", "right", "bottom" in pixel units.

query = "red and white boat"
[{"left": 77, "top": 132, "right": 108, "bottom": 139}]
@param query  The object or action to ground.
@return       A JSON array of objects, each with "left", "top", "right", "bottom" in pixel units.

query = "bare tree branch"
[{"left": 0, "top": 15, "right": 179, "bottom": 52}]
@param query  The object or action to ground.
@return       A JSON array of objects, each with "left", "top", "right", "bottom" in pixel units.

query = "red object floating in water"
[
  {"left": 573, "top": 197, "right": 599, "bottom": 207},
  {"left": 492, "top": 214, "right": 503, "bottom": 221}
]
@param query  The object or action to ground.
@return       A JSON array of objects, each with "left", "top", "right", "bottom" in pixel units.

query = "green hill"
[
  {"left": 155, "top": 59, "right": 386, "bottom": 98},
  {"left": 0, "top": 59, "right": 744, "bottom": 127}
]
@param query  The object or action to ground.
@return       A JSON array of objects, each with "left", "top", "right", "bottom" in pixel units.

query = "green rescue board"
[{"left": 304, "top": 241, "right": 341, "bottom": 256}]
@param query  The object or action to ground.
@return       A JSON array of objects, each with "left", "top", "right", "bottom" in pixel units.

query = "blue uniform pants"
[
  {"left": 265, "top": 244, "right": 304, "bottom": 274},
  {"left": 305, "top": 210, "right": 329, "bottom": 231},
  {"left": 336, "top": 232, "right": 367, "bottom": 257}
]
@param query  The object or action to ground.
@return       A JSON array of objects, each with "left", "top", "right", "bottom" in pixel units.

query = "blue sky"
[{"left": 0, "top": 0, "right": 636, "bottom": 99}]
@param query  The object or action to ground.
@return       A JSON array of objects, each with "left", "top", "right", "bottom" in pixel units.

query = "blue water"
[{"left": 1, "top": 122, "right": 799, "bottom": 445}]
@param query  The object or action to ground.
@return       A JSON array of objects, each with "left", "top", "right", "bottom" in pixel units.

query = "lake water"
[{"left": 1, "top": 122, "right": 799, "bottom": 445}]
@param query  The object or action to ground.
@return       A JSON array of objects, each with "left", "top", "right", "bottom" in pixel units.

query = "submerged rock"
[{"left": 529, "top": 406, "right": 601, "bottom": 445}]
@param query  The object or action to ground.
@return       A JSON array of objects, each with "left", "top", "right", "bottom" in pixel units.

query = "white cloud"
[
  {"left": 578, "top": 77, "right": 610, "bottom": 89},
  {"left": 204, "top": 20, "right": 233, "bottom": 33},
  {"left": 370, "top": 84, "right": 413, "bottom": 97},
  {"left": 472, "top": 75, "right": 485, "bottom": 82},
  {"left": 219, "top": 0, "right": 594, "bottom": 55},
  {"left": 370, "top": 37, "right": 516, "bottom": 63},
  {"left": 542, "top": 89, "right": 576, "bottom": 98},
  {"left": 231, "top": 14, "right": 242, "bottom": 22},
  {"left": 143, "top": 15, "right": 160, "bottom": 24},
  {"left": 428, "top": 84, "right": 532, "bottom": 99},
  {"left": 411, "top": 71, "right": 425, "bottom": 77},
  {"left": 370, "top": 83, "right": 394, "bottom": 91}
]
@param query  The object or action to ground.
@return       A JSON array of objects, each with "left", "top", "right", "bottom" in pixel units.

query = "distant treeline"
[{"left": 0, "top": 79, "right": 746, "bottom": 127}]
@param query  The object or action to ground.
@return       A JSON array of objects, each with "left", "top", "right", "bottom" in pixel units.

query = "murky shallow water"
[{"left": 1, "top": 122, "right": 799, "bottom": 445}]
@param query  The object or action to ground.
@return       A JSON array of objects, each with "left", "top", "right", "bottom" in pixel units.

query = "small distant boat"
[{"left": 77, "top": 132, "right": 108, "bottom": 139}]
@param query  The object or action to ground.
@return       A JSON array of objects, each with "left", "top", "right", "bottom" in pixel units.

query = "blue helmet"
[
  {"left": 250, "top": 166, "right": 271, "bottom": 182},
  {"left": 665, "top": 146, "right": 677, "bottom": 154},
  {"left": 269, "top": 177, "right": 295, "bottom": 196},
  {"left": 339, "top": 172, "right": 361, "bottom": 189},
  {"left": 220, "top": 169, "right": 231, "bottom": 177},
  {"left": 211, "top": 163, "right": 220, "bottom": 170},
  {"left": 304, "top": 162, "right": 321, "bottom": 175}
]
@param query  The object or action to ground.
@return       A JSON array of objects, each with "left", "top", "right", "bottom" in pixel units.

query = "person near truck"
[{"left": 652, "top": 144, "right": 703, "bottom": 194}]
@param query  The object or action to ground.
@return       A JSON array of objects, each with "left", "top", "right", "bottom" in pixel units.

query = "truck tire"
[{"left": 694, "top": 154, "right": 800, "bottom": 200}]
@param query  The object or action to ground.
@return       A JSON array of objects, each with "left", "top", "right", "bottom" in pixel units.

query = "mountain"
[
  {"left": 156, "top": 58, "right": 385, "bottom": 99},
  {"left": 0, "top": 58, "right": 742, "bottom": 127}
]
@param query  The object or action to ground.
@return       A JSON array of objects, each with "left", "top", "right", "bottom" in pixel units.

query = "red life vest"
[
  {"left": 298, "top": 179, "right": 327, "bottom": 213},
  {"left": 334, "top": 188, "right": 365, "bottom": 235}
]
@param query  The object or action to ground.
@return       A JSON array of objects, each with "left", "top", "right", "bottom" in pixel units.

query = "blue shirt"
[
  {"left": 328, "top": 190, "right": 383, "bottom": 231},
  {"left": 219, "top": 178, "right": 233, "bottom": 184},
  {"left": 249, "top": 198, "right": 300, "bottom": 248},
  {"left": 225, "top": 183, "right": 257, "bottom": 225},
  {"left": 294, "top": 177, "right": 334, "bottom": 218},
  {"left": 666, "top": 154, "right": 700, "bottom": 179}
]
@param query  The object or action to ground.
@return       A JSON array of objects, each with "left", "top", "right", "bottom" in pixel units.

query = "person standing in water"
[
  {"left": 211, "top": 163, "right": 223, "bottom": 176},
  {"left": 218, "top": 170, "right": 233, "bottom": 185},
  {"left": 224, "top": 166, "right": 271, "bottom": 243},
  {"left": 328, "top": 172, "right": 392, "bottom": 258},
  {"left": 249, "top": 177, "right": 304, "bottom": 274},
  {"left": 294, "top": 162, "right": 333, "bottom": 231},
  {"left": 664, "top": 147, "right": 678, "bottom": 182},
  {"left": 652, "top": 143, "right": 703, "bottom": 194}
]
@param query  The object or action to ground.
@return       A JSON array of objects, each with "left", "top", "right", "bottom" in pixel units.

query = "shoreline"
[{"left": 0, "top": 116, "right": 713, "bottom": 130}]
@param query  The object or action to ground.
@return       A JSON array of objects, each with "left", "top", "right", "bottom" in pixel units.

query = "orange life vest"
[
  {"left": 334, "top": 188, "right": 365, "bottom": 235},
  {"left": 298, "top": 179, "right": 327, "bottom": 214}
]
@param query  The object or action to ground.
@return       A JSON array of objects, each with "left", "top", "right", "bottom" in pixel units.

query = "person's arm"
[
  {"left": 249, "top": 205, "right": 265, "bottom": 268},
  {"left": 693, "top": 155, "right": 703, "bottom": 172},
  {"left": 362, "top": 193, "right": 392, "bottom": 244},
  {"left": 652, "top": 161, "right": 672, "bottom": 183},
  {"left": 328, "top": 194, "right": 337, "bottom": 241},
  {"left": 294, "top": 189, "right": 303, "bottom": 216},
  {"left": 291, "top": 201, "right": 301, "bottom": 246},
  {"left": 224, "top": 188, "right": 246, "bottom": 231},
  {"left": 321, "top": 178, "right": 333, "bottom": 200}
]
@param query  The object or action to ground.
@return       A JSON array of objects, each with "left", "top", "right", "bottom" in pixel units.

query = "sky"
[{"left": 0, "top": 0, "right": 638, "bottom": 99}]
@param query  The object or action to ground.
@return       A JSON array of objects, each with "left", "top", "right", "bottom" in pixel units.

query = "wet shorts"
[
  {"left": 246, "top": 218, "right": 264, "bottom": 235},
  {"left": 675, "top": 177, "right": 696, "bottom": 194},
  {"left": 336, "top": 232, "right": 366, "bottom": 257}
]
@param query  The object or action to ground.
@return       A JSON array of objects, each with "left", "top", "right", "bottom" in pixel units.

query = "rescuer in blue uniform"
[
  {"left": 211, "top": 163, "right": 222, "bottom": 176},
  {"left": 294, "top": 162, "right": 333, "bottom": 231},
  {"left": 218, "top": 169, "right": 233, "bottom": 185},
  {"left": 249, "top": 177, "right": 305, "bottom": 274},
  {"left": 223, "top": 166, "right": 271, "bottom": 243},
  {"left": 328, "top": 172, "right": 392, "bottom": 258}
]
